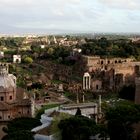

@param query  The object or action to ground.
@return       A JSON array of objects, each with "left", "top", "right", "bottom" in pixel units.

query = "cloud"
[
  {"left": 99, "top": 0, "right": 140, "bottom": 10},
  {"left": 0, "top": 0, "right": 140, "bottom": 34},
  {"left": 0, "top": 0, "right": 33, "bottom": 6},
  {"left": 0, "top": 0, "right": 80, "bottom": 7}
]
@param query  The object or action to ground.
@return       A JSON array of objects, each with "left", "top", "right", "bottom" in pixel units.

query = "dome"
[
  {"left": 0, "top": 64, "right": 16, "bottom": 90},
  {"left": 0, "top": 74, "right": 16, "bottom": 90}
]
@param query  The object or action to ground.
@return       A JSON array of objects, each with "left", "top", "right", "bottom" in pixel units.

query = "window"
[
  {"left": 16, "top": 59, "right": 19, "bottom": 63},
  {"left": 0, "top": 97, "right": 4, "bottom": 101},
  {"left": 9, "top": 96, "right": 12, "bottom": 100},
  {"left": 96, "top": 85, "right": 99, "bottom": 90},
  {"left": 101, "top": 61, "right": 103, "bottom": 65},
  {"left": 118, "top": 60, "right": 121, "bottom": 63}
]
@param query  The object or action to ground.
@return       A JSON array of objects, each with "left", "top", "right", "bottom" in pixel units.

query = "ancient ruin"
[{"left": 81, "top": 55, "right": 140, "bottom": 92}]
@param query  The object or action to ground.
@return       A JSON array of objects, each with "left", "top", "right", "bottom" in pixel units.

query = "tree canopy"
[
  {"left": 105, "top": 101, "right": 140, "bottom": 140},
  {"left": 58, "top": 116, "right": 103, "bottom": 140},
  {"left": 79, "top": 37, "right": 140, "bottom": 58},
  {"left": 23, "top": 56, "right": 33, "bottom": 64},
  {"left": 2, "top": 117, "right": 41, "bottom": 140}
]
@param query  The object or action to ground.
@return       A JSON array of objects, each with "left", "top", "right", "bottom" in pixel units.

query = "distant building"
[
  {"left": 58, "top": 38, "right": 78, "bottom": 46},
  {"left": 53, "top": 36, "right": 57, "bottom": 44},
  {"left": 0, "top": 52, "right": 4, "bottom": 59},
  {"left": 40, "top": 45, "right": 45, "bottom": 49},
  {"left": 0, "top": 64, "right": 31, "bottom": 122},
  {"left": 13, "top": 55, "right": 21, "bottom": 63},
  {"left": 72, "top": 48, "right": 82, "bottom": 56}
]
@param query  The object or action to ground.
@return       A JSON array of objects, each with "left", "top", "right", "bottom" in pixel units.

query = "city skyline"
[{"left": 0, "top": 0, "right": 140, "bottom": 34}]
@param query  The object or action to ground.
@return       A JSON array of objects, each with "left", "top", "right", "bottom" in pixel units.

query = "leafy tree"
[
  {"left": 2, "top": 117, "right": 41, "bottom": 140},
  {"left": 58, "top": 116, "right": 101, "bottom": 140},
  {"left": 119, "top": 85, "right": 135, "bottom": 101},
  {"left": 79, "top": 37, "right": 140, "bottom": 58},
  {"left": 30, "top": 44, "right": 40, "bottom": 52},
  {"left": 23, "top": 56, "right": 33, "bottom": 64},
  {"left": 98, "top": 37, "right": 109, "bottom": 48},
  {"left": 105, "top": 101, "right": 140, "bottom": 140},
  {"left": 51, "top": 112, "right": 71, "bottom": 139},
  {"left": 47, "top": 47, "right": 54, "bottom": 55},
  {"left": 2, "top": 130, "right": 34, "bottom": 140},
  {"left": 27, "top": 82, "right": 44, "bottom": 90}
]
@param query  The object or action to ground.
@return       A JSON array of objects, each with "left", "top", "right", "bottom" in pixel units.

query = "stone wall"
[{"left": 91, "top": 80, "right": 102, "bottom": 91}]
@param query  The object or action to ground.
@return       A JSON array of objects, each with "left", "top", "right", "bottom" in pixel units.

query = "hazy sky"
[{"left": 1, "top": 0, "right": 140, "bottom": 34}]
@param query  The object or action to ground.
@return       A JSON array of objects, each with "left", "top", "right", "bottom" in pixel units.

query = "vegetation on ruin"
[{"left": 35, "top": 104, "right": 59, "bottom": 119}]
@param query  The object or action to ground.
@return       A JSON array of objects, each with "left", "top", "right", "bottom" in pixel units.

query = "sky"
[{"left": 0, "top": 0, "right": 140, "bottom": 34}]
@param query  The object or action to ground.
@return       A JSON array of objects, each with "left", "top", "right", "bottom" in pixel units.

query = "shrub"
[{"left": 23, "top": 57, "right": 33, "bottom": 64}]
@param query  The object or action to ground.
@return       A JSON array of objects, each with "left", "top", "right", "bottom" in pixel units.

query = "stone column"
[
  {"left": 88, "top": 76, "right": 91, "bottom": 89},
  {"left": 83, "top": 72, "right": 91, "bottom": 90},
  {"left": 83, "top": 76, "right": 85, "bottom": 90},
  {"left": 85, "top": 76, "right": 88, "bottom": 89},
  {"left": 82, "top": 94, "right": 85, "bottom": 103}
]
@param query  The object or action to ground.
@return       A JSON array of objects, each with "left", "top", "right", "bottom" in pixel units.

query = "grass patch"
[{"left": 35, "top": 104, "right": 59, "bottom": 119}]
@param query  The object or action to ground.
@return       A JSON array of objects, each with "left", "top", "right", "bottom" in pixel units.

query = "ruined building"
[
  {"left": 0, "top": 64, "right": 31, "bottom": 122},
  {"left": 82, "top": 56, "right": 140, "bottom": 92}
]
